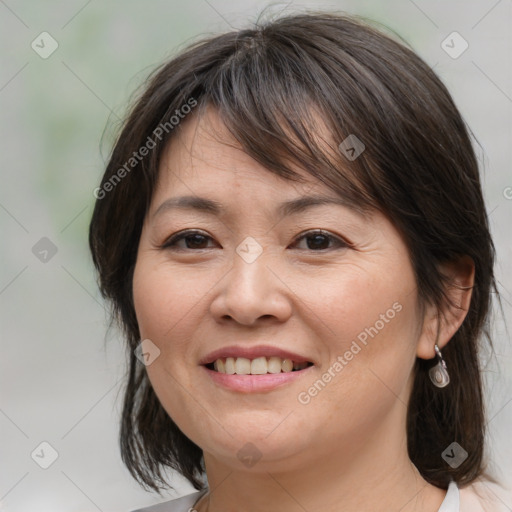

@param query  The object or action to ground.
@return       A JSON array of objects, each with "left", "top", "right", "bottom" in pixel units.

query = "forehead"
[
  {"left": 150, "top": 114, "right": 376, "bottom": 227},
  {"left": 156, "top": 107, "right": 322, "bottom": 195},
  {"left": 150, "top": 104, "right": 376, "bottom": 222}
]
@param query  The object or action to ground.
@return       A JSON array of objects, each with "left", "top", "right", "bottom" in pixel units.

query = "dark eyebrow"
[{"left": 152, "top": 194, "right": 366, "bottom": 220}]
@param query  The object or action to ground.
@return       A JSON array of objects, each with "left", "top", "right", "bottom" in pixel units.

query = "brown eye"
[
  {"left": 292, "top": 230, "right": 348, "bottom": 251},
  {"left": 163, "top": 230, "right": 216, "bottom": 250}
]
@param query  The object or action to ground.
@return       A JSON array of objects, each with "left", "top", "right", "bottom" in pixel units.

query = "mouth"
[{"left": 204, "top": 356, "right": 314, "bottom": 375}]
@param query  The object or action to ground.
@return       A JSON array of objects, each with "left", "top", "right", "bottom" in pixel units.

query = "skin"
[{"left": 132, "top": 107, "right": 474, "bottom": 512}]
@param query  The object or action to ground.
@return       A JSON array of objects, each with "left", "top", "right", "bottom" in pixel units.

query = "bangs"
[
  {"left": 149, "top": 26, "right": 389, "bottom": 217},
  {"left": 199, "top": 35, "right": 380, "bottom": 216}
]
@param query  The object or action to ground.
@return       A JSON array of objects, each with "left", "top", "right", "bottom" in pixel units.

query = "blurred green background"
[{"left": 1, "top": 1, "right": 511, "bottom": 510}]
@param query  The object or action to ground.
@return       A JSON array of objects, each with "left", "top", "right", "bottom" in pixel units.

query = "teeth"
[
  {"left": 251, "top": 357, "right": 268, "bottom": 375},
  {"left": 225, "top": 357, "right": 236, "bottom": 374},
  {"left": 281, "top": 358, "right": 293, "bottom": 372},
  {"left": 215, "top": 358, "right": 225, "bottom": 373},
  {"left": 267, "top": 356, "right": 283, "bottom": 374},
  {"left": 235, "top": 357, "right": 251, "bottom": 375},
  {"left": 210, "top": 356, "right": 311, "bottom": 374}
]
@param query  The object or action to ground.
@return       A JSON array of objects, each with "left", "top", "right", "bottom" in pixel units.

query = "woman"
[{"left": 89, "top": 12, "right": 509, "bottom": 512}]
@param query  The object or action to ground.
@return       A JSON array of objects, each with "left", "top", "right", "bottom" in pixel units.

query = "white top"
[
  {"left": 131, "top": 488, "right": 207, "bottom": 512},
  {"left": 439, "top": 481, "right": 459, "bottom": 512},
  {"left": 132, "top": 479, "right": 512, "bottom": 511},
  {"left": 132, "top": 481, "right": 464, "bottom": 512}
]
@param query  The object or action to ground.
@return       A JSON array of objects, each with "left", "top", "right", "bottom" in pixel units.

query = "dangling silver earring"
[{"left": 429, "top": 344, "right": 450, "bottom": 388}]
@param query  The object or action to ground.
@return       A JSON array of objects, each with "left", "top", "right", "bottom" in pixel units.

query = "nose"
[{"left": 209, "top": 248, "right": 293, "bottom": 326}]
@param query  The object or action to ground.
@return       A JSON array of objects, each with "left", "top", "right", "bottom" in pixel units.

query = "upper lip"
[{"left": 199, "top": 345, "right": 314, "bottom": 365}]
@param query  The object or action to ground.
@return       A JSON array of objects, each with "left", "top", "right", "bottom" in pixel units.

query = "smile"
[{"left": 206, "top": 356, "right": 314, "bottom": 375}]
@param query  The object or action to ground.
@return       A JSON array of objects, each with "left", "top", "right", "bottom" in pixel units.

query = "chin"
[{"left": 201, "top": 419, "right": 311, "bottom": 464}]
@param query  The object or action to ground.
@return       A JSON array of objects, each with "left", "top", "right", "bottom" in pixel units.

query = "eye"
[
  {"left": 161, "top": 229, "right": 349, "bottom": 252},
  {"left": 291, "top": 230, "right": 348, "bottom": 251},
  {"left": 162, "top": 230, "right": 217, "bottom": 250}
]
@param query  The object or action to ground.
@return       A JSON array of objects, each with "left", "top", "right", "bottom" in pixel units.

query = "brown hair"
[{"left": 89, "top": 12, "right": 497, "bottom": 493}]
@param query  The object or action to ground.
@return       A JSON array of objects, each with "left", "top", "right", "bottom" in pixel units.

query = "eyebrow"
[{"left": 152, "top": 194, "right": 366, "bottom": 220}]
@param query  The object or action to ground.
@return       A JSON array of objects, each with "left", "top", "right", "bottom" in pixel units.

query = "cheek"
[
  {"left": 132, "top": 257, "right": 204, "bottom": 343},
  {"left": 133, "top": 259, "right": 163, "bottom": 336},
  {"left": 291, "top": 276, "right": 419, "bottom": 448},
  {"left": 295, "top": 262, "right": 419, "bottom": 352},
  {"left": 132, "top": 258, "right": 207, "bottom": 440},
  {"left": 295, "top": 262, "right": 419, "bottom": 398}
]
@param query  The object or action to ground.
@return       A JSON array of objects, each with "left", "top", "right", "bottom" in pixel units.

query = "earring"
[{"left": 428, "top": 344, "right": 450, "bottom": 388}]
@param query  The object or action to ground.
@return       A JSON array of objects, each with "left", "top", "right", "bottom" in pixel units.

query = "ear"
[{"left": 416, "top": 255, "right": 475, "bottom": 359}]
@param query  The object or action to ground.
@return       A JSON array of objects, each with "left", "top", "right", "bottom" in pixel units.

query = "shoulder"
[
  {"left": 131, "top": 489, "right": 207, "bottom": 512},
  {"left": 459, "top": 479, "right": 512, "bottom": 512}
]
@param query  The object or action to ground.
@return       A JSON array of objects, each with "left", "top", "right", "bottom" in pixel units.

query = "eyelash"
[{"left": 161, "top": 229, "right": 349, "bottom": 252}]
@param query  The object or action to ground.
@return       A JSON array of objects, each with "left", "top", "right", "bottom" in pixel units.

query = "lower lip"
[{"left": 202, "top": 365, "right": 314, "bottom": 393}]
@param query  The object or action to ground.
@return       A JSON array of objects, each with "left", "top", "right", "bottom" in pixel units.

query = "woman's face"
[{"left": 132, "top": 108, "right": 426, "bottom": 472}]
